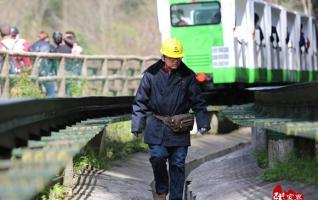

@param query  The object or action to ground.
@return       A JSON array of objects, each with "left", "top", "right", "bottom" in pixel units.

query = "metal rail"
[
  {"left": 0, "top": 116, "right": 130, "bottom": 200},
  {"left": 0, "top": 90, "right": 253, "bottom": 154},
  {"left": 0, "top": 96, "right": 135, "bottom": 200},
  {"left": 0, "top": 96, "right": 134, "bottom": 157},
  {"left": 222, "top": 82, "right": 318, "bottom": 140}
]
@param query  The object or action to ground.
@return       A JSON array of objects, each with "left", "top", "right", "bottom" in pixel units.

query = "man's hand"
[
  {"left": 132, "top": 131, "right": 142, "bottom": 138},
  {"left": 198, "top": 128, "right": 208, "bottom": 135}
]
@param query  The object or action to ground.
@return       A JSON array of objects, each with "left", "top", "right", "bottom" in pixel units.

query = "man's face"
[{"left": 163, "top": 56, "right": 182, "bottom": 70}]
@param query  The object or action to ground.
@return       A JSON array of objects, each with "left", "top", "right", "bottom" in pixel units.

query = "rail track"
[{"left": 3, "top": 81, "right": 318, "bottom": 199}]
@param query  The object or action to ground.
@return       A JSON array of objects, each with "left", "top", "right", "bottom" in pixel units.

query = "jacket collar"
[{"left": 145, "top": 60, "right": 191, "bottom": 77}]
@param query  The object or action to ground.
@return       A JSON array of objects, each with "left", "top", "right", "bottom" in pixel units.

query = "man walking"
[{"left": 132, "top": 38, "right": 210, "bottom": 200}]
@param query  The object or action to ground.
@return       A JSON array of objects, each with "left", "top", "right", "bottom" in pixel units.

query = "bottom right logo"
[{"left": 272, "top": 184, "right": 304, "bottom": 200}]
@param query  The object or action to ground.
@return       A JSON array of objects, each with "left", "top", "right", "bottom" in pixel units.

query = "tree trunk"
[
  {"left": 301, "top": 0, "right": 314, "bottom": 15},
  {"left": 313, "top": 0, "right": 318, "bottom": 20}
]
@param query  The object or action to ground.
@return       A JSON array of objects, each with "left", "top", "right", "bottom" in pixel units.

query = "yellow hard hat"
[{"left": 160, "top": 38, "right": 184, "bottom": 58}]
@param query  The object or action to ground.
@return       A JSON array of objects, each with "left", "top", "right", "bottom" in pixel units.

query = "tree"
[
  {"left": 301, "top": 0, "right": 314, "bottom": 15},
  {"left": 312, "top": 1, "right": 318, "bottom": 21}
]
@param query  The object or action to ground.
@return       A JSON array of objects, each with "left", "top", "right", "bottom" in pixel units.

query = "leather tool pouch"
[{"left": 154, "top": 113, "right": 194, "bottom": 132}]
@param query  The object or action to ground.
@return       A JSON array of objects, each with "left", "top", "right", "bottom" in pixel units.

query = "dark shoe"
[{"left": 156, "top": 193, "right": 166, "bottom": 200}]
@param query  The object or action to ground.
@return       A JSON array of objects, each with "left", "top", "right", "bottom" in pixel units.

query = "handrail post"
[
  {"left": 1, "top": 54, "right": 11, "bottom": 98},
  {"left": 31, "top": 55, "right": 41, "bottom": 86},
  {"left": 101, "top": 58, "right": 109, "bottom": 96},
  {"left": 57, "top": 57, "right": 66, "bottom": 97},
  {"left": 122, "top": 58, "right": 128, "bottom": 96},
  {"left": 81, "top": 58, "right": 88, "bottom": 96}
]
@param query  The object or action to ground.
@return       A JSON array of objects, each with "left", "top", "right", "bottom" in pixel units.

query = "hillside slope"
[{"left": 0, "top": 0, "right": 160, "bottom": 55}]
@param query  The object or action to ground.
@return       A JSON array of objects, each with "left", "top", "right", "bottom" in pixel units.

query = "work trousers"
[{"left": 149, "top": 145, "right": 188, "bottom": 200}]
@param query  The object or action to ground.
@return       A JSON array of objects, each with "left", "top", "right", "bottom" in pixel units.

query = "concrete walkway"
[
  {"left": 186, "top": 146, "right": 318, "bottom": 200},
  {"left": 72, "top": 127, "right": 251, "bottom": 200}
]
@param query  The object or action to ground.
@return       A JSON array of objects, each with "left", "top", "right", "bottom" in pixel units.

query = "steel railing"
[{"left": 222, "top": 81, "right": 318, "bottom": 140}]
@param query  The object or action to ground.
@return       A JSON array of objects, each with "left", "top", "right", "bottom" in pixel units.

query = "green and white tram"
[{"left": 157, "top": 0, "right": 318, "bottom": 86}]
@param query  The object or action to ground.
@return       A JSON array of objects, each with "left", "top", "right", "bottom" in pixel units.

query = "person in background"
[
  {"left": 29, "top": 31, "right": 56, "bottom": 97},
  {"left": 0, "top": 24, "right": 14, "bottom": 72},
  {"left": 172, "top": 9, "right": 188, "bottom": 26},
  {"left": 0, "top": 25, "right": 31, "bottom": 74},
  {"left": 270, "top": 26, "right": 280, "bottom": 46},
  {"left": 10, "top": 26, "right": 31, "bottom": 52},
  {"left": 30, "top": 31, "right": 54, "bottom": 53},
  {"left": 132, "top": 38, "right": 210, "bottom": 200},
  {"left": 65, "top": 31, "right": 82, "bottom": 55},
  {"left": 52, "top": 31, "right": 72, "bottom": 54},
  {"left": 10, "top": 26, "right": 32, "bottom": 72},
  {"left": 253, "top": 13, "right": 264, "bottom": 44},
  {"left": 52, "top": 31, "right": 79, "bottom": 96},
  {"left": 299, "top": 24, "right": 310, "bottom": 54},
  {"left": 63, "top": 31, "right": 83, "bottom": 96}
]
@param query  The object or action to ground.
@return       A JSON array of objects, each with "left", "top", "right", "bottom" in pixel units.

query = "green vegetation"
[
  {"left": 253, "top": 149, "right": 318, "bottom": 186},
  {"left": 66, "top": 79, "right": 85, "bottom": 97},
  {"left": 10, "top": 71, "right": 44, "bottom": 97},
  {"left": 253, "top": 149, "right": 269, "bottom": 169},
  {"left": 73, "top": 147, "right": 108, "bottom": 175},
  {"left": 1, "top": 0, "right": 160, "bottom": 56},
  {"left": 40, "top": 183, "right": 65, "bottom": 200},
  {"left": 102, "top": 120, "right": 148, "bottom": 160},
  {"left": 105, "top": 137, "right": 147, "bottom": 160},
  {"left": 73, "top": 120, "right": 148, "bottom": 174}
]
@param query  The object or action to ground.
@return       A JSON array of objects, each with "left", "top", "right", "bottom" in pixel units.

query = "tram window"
[
  {"left": 254, "top": 13, "right": 264, "bottom": 42},
  {"left": 270, "top": 26, "right": 280, "bottom": 44},
  {"left": 286, "top": 32, "right": 290, "bottom": 44},
  {"left": 171, "top": 1, "right": 221, "bottom": 27},
  {"left": 299, "top": 24, "right": 306, "bottom": 48}
]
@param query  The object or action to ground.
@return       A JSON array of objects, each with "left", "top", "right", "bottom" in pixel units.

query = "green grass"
[
  {"left": 253, "top": 150, "right": 318, "bottom": 186},
  {"left": 73, "top": 120, "right": 148, "bottom": 174},
  {"left": 10, "top": 70, "right": 44, "bottom": 97},
  {"left": 103, "top": 120, "right": 148, "bottom": 161},
  {"left": 40, "top": 183, "right": 65, "bottom": 200},
  {"left": 104, "top": 137, "right": 148, "bottom": 160},
  {"left": 73, "top": 147, "right": 109, "bottom": 174},
  {"left": 252, "top": 149, "right": 269, "bottom": 169}
]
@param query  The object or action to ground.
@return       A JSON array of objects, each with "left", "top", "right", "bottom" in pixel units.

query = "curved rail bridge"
[{"left": 0, "top": 51, "right": 318, "bottom": 199}]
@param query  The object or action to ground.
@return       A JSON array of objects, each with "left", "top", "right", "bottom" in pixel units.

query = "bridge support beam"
[
  {"left": 207, "top": 111, "right": 238, "bottom": 135},
  {"left": 294, "top": 137, "right": 316, "bottom": 157},
  {"left": 267, "top": 130, "right": 294, "bottom": 168},
  {"left": 98, "top": 129, "right": 108, "bottom": 159},
  {"left": 251, "top": 127, "right": 267, "bottom": 150},
  {"left": 63, "top": 159, "right": 74, "bottom": 196}
]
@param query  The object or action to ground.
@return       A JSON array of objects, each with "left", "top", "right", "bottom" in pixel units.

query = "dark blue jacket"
[
  {"left": 29, "top": 40, "right": 54, "bottom": 53},
  {"left": 29, "top": 39, "right": 56, "bottom": 76},
  {"left": 132, "top": 60, "right": 210, "bottom": 146}
]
